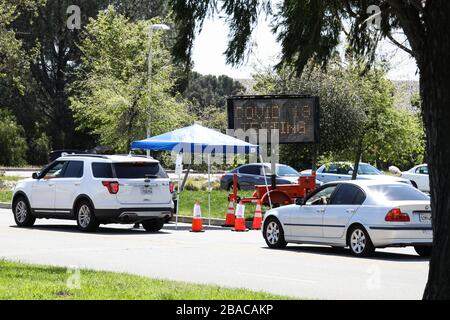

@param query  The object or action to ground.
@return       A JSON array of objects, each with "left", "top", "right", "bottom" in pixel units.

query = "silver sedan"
[{"left": 263, "top": 180, "right": 432, "bottom": 257}]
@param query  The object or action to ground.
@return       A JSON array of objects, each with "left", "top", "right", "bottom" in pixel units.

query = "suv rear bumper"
[{"left": 96, "top": 207, "right": 173, "bottom": 223}]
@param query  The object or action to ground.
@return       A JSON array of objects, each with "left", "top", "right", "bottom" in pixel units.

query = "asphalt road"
[{"left": 0, "top": 208, "right": 429, "bottom": 299}]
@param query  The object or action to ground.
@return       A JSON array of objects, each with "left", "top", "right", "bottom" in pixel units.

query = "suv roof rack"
[{"left": 61, "top": 154, "right": 109, "bottom": 159}]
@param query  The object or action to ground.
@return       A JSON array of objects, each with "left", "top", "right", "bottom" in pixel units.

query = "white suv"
[{"left": 12, "top": 154, "right": 174, "bottom": 232}]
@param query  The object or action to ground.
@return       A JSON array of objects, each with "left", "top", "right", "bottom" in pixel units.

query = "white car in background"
[
  {"left": 400, "top": 164, "right": 429, "bottom": 193},
  {"left": 263, "top": 180, "right": 432, "bottom": 257},
  {"left": 315, "top": 162, "right": 411, "bottom": 185}
]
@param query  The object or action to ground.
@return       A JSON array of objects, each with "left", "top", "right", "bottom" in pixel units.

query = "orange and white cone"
[
  {"left": 223, "top": 201, "right": 235, "bottom": 226},
  {"left": 190, "top": 202, "right": 204, "bottom": 232},
  {"left": 232, "top": 202, "right": 248, "bottom": 232},
  {"left": 251, "top": 200, "right": 263, "bottom": 230}
]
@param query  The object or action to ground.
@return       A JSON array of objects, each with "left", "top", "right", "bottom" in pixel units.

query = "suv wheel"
[
  {"left": 348, "top": 226, "right": 375, "bottom": 257},
  {"left": 76, "top": 200, "right": 99, "bottom": 232},
  {"left": 263, "top": 217, "right": 287, "bottom": 249},
  {"left": 142, "top": 219, "right": 164, "bottom": 232},
  {"left": 13, "top": 196, "right": 35, "bottom": 227}
]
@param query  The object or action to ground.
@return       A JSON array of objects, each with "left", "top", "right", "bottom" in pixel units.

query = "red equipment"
[{"left": 229, "top": 171, "right": 317, "bottom": 207}]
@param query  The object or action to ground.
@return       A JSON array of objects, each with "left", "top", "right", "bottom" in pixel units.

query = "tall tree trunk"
[
  {"left": 352, "top": 138, "right": 363, "bottom": 180},
  {"left": 422, "top": 3, "right": 450, "bottom": 299}
]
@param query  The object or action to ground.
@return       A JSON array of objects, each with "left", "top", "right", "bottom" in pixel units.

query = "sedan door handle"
[
  {"left": 74, "top": 182, "right": 81, "bottom": 186},
  {"left": 346, "top": 208, "right": 356, "bottom": 213},
  {"left": 316, "top": 208, "right": 325, "bottom": 213}
]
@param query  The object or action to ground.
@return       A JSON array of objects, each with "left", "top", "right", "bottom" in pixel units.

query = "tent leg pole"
[
  {"left": 175, "top": 191, "right": 179, "bottom": 230},
  {"left": 260, "top": 154, "right": 272, "bottom": 209},
  {"left": 207, "top": 154, "right": 211, "bottom": 226}
]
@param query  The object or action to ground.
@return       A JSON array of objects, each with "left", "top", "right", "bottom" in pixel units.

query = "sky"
[{"left": 191, "top": 15, "right": 419, "bottom": 81}]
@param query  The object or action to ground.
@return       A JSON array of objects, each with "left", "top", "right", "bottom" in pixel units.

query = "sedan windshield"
[
  {"left": 358, "top": 164, "right": 381, "bottom": 175},
  {"left": 276, "top": 165, "right": 300, "bottom": 177},
  {"left": 368, "top": 184, "right": 430, "bottom": 201}
]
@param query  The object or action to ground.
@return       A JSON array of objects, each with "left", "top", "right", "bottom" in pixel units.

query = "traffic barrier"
[
  {"left": 190, "top": 202, "right": 204, "bottom": 232},
  {"left": 251, "top": 200, "right": 263, "bottom": 230},
  {"left": 232, "top": 202, "right": 248, "bottom": 232},
  {"left": 223, "top": 201, "right": 235, "bottom": 226}
]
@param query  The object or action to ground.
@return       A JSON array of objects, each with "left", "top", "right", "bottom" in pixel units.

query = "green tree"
[
  {"left": 0, "top": 0, "right": 38, "bottom": 93},
  {"left": 171, "top": 1, "right": 450, "bottom": 297},
  {"left": 0, "top": 110, "right": 27, "bottom": 166},
  {"left": 183, "top": 71, "right": 245, "bottom": 115},
  {"left": 70, "top": 7, "right": 192, "bottom": 152}
]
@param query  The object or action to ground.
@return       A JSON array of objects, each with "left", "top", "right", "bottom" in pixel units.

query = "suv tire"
[
  {"left": 76, "top": 200, "right": 99, "bottom": 232},
  {"left": 13, "top": 196, "right": 35, "bottom": 227},
  {"left": 142, "top": 219, "right": 164, "bottom": 232}
]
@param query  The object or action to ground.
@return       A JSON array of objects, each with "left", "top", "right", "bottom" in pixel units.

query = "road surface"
[{"left": 0, "top": 209, "right": 429, "bottom": 299}]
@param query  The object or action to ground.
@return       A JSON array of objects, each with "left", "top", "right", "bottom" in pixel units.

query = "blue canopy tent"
[{"left": 131, "top": 124, "right": 267, "bottom": 226}]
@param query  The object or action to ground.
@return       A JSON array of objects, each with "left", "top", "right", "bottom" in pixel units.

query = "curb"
[
  {"left": 0, "top": 202, "right": 11, "bottom": 210},
  {"left": 171, "top": 215, "right": 226, "bottom": 227}
]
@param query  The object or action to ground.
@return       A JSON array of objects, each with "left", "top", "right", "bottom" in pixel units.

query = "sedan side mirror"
[{"left": 32, "top": 172, "right": 39, "bottom": 179}]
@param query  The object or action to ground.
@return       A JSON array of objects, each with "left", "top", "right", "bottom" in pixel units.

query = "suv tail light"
[
  {"left": 385, "top": 208, "right": 410, "bottom": 222},
  {"left": 102, "top": 181, "right": 119, "bottom": 194},
  {"left": 169, "top": 181, "right": 174, "bottom": 193}
]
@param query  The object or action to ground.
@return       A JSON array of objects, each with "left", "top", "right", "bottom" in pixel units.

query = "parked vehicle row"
[{"left": 12, "top": 154, "right": 174, "bottom": 232}]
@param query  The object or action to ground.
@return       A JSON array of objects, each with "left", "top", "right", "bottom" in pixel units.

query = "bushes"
[{"left": 0, "top": 110, "right": 27, "bottom": 166}]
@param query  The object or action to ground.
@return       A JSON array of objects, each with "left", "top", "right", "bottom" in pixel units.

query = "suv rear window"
[
  {"left": 92, "top": 163, "right": 113, "bottom": 178},
  {"left": 113, "top": 162, "right": 168, "bottom": 179}
]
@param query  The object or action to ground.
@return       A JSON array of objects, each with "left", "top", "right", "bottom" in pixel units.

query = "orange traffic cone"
[
  {"left": 223, "top": 201, "right": 235, "bottom": 226},
  {"left": 190, "top": 202, "right": 204, "bottom": 232},
  {"left": 232, "top": 202, "right": 248, "bottom": 232},
  {"left": 251, "top": 200, "right": 263, "bottom": 230}
]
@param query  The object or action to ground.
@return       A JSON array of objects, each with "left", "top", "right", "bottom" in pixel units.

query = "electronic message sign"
[{"left": 227, "top": 95, "right": 320, "bottom": 143}]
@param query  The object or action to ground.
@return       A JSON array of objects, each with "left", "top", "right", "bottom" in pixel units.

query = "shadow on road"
[
  {"left": 9, "top": 222, "right": 229, "bottom": 235},
  {"left": 263, "top": 245, "right": 429, "bottom": 262}
]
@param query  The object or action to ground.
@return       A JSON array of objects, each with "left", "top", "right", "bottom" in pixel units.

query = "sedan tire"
[
  {"left": 263, "top": 217, "right": 287, "bottom": 249},
  {"left": 348, "top": 225, "right": 375, "bottom": 257}
]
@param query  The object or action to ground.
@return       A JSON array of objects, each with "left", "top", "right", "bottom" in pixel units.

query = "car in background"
[
  {"left": 12, "top": 154, "right": 174, "bottom": 232},
  {"left": 220, "top": 163, "right": 323, "bottom": 190},
  {"left": 315, "top": 162, "right": 411, "bottom": 185},
  {"left": 400, "top": 164, "right": 429, "bottom": 193},
  {"left": 262, "top": 180, "right": 432, "bottom": 257}
]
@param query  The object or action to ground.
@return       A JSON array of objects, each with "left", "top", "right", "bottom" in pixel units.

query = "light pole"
[{"left": 146, "top": 23, "right": 170, "bottom": 157}]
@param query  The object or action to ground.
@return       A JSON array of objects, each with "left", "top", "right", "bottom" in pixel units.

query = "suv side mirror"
[
  {"left": 32, "top": 172, "right": 39, "bottom": 179},
  {"left": 295, "top": 198, "right": 304, "bottom": 206}
]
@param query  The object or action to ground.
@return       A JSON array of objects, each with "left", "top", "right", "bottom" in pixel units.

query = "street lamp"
[{"left": 146, "top": 23, "right": 171, "bottom": 157}]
